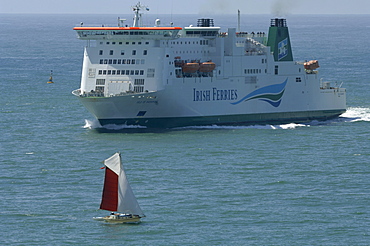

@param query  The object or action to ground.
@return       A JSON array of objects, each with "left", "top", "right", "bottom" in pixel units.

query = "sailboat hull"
[{"left": 93, "top": 214, "right": 141, "bottom": 223}]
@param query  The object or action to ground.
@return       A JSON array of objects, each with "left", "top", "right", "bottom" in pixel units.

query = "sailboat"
[{"left": 93, "top": 152, "right": 145, "bottom": 223}]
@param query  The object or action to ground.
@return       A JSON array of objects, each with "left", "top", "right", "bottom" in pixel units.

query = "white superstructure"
[{"left": 72, "top": 2, "right": 346, "bottom": 128}]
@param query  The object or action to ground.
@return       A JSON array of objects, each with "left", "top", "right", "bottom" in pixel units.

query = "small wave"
[
  {"left": 83, "top": 119, "right": 147, "bottom": 130},
  {"left": 177, "top": 123, "right": 308, "bottom": 130},
  {"left": 340, "top": 107, "right": 370, "bottom": 122},
  {"left": 83, "top": 119, "right": 101, "bottom": 129},
  {"left": 177, "top": 125, "right": 255, "bottom": 130},
  {"left": 271, "top": 123, "right": 308, "bottom": 129},
  {"left": 103, "top": 124, "right": 147, "bottom": 130}
]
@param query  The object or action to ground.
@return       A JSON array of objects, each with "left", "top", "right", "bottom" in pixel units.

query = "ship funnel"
[
  {"left": 197, "top": 18, "right": 214, "bottom": 27},
  {"left": 266, "top": 18, "right": 293, "bottom": 61}
]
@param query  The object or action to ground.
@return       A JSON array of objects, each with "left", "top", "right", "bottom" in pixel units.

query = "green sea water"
[{"left": 1, "top": 14, "right": 370, "bottom": 245}]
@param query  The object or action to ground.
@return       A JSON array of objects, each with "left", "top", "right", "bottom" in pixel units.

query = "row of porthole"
[{"left": 98, "top": 69, "right": 145, "bottom": 76}]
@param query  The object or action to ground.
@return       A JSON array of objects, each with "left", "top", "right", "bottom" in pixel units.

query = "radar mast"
[{"left": 132, "top": 2, "right": 149, "bottom": 27}]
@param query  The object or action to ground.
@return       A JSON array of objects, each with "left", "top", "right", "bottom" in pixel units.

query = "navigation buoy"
[{"left": 47, "top": 70, "right": 54, "bottom": 83}]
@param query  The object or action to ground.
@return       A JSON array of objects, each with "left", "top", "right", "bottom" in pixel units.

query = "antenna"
[
  {"left": 132, "top": 2, "right": 149, "bottom": 27},
  {"left": 171, "top": 0, "right": 174, "bottom": 26},
  {"left": 238, "top": 9, "right": 241, "bottom": 33}
]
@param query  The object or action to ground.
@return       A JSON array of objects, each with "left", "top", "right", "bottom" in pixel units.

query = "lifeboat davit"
[
  {"left": 304, "top": 60, "right": 319, "bottom": 70},
  {"left": 182, "top": 63, "right": 200, "bottom": 73},
  {"left": 199, "top": 62, "right": 216, "bottom": 73}
]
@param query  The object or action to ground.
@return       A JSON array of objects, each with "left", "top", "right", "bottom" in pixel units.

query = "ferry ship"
[{"left": 72, "top": 2, "right": 346, "bottom": 128}]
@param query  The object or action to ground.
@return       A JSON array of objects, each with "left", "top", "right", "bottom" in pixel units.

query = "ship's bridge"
[
  {"left": 182, "top": 18, "right": 220, "bottom": 38},
  {"left": 73, "top": 27, "right": 182, "bottom": 40},
  {"left": 183, "top": 27, "right": 220, "bottom": 38}
]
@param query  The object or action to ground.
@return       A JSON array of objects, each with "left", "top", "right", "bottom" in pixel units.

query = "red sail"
[{"left": 100, "top": 167, "right": 118, "bottom": 211}]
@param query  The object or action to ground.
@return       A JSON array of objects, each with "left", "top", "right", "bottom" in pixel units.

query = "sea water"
[{"left": 1, "top": 14, "right": 370, "bottom": 245}]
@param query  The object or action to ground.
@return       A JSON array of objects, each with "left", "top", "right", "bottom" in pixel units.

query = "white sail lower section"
[{"left": 118, "top": 167, "right": 145, "bottom": 216}]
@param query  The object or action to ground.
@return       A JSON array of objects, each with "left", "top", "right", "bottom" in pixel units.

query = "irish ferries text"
[{"left": 193, "top": 88, "right": 238, "bottom": 101}]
